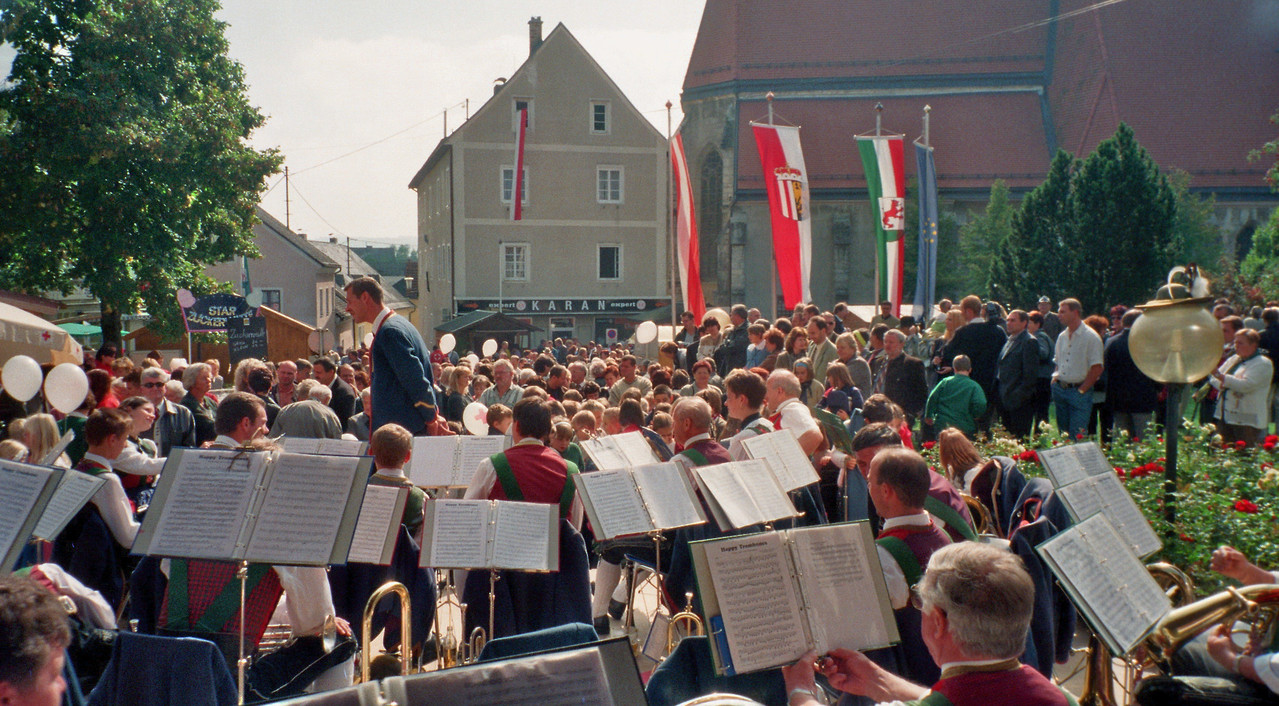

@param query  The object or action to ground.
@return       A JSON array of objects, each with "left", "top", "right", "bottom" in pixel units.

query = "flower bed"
[{"left": 919, "top": 424, "right": 1279, "bottom": 596}]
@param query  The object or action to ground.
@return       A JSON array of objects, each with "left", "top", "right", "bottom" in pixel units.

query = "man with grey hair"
[
  {"left": 480, "top": 359, "right": 523, "bottom": 408},
  {"left": 179, "top": 361, "right": 217, "bottom": 445},
  {"left": 784, "top": 542, "right": 1075, "bottom": 706},
  {"left": 875, "top": 328, "right": 928, "bottom": 427},
  {"left": 765, "top": 369, "right": 822, "bottom": 455},
  {"left": 270, "top": 379, "right": 342, "bottom": 439},
  {"left": 137, "top": 366, "right": 195, "bottom": 455}
]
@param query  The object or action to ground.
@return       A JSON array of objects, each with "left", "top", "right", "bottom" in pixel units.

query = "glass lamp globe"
[{"left": 1129, "top": 299, "right": 1221, "bottom": 384}]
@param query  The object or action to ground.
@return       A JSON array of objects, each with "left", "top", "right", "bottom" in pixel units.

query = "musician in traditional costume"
[
  {"left": 723, "top": 369, "right": 775, "bottom": 461},
  {"left": 783, "top": 542, "right": 1078, "bottom": 706}
]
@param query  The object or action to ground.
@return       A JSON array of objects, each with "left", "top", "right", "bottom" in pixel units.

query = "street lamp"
[{"left": 1129, "top": 281, "right": 1220, "bottom": 522}]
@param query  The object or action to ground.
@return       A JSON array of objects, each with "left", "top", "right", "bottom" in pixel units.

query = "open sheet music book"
[
  {"left": 133, "top": 448, "right": 372, "bottom": 566},
  {"left": 420, "top": 499, "right": 558, "bottom": 571},
  {"left": 409, "top": 436, "right": 506, "bottom": 488},
  {"left": 345, "top": 485, "right": 408, "bottom": 565},
  {"left": 1057, "top": 472, "right": 1162, "bottom": 558},
  {"left": 1038, "top": 441, "right": 1161, "bottom": 558},
  {"left": 691, "top": 521, "right": 898, "bottom": 675},
  {"left": 1037, "top": 441, "right": 1114, "bottom": 488},
  {"left": 278, "top": 437, "right": 368, "bottom": 457},
  {"left": 576, "top": 462, "right": 707, "bottom": 539},
  {"left": 32, "top": 470, "right": 108, "bottom": 542},
  {"left": 0, "top": 461, "right": 63, "bottom": 573},
  {"left": 1037, "top": 513, "right": 1171, "bottom": 657},
  {"left": 692, "top": 459, "right": 800, "bottom": 529},
  {"left": 580, "top": 432, "right": 661, "bottom": 470},
  {"left": 740, "top": 432, "right": 821, "bottom": 491},
  {"left": 38, "top": 430, "right": 75, "bottom": 467}
]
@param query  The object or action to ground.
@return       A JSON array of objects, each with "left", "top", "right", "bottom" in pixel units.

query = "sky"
[{"left": 213, "top": 1, "right": 706, "bottom": 248}]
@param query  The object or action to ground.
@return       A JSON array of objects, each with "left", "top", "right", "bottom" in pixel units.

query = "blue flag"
[{"left": 912, "top": 142, "right": 939, "bottom": 319}]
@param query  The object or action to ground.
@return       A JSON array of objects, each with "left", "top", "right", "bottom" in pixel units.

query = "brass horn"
[
  {"left": 432, "top": 571, "right": 487, "bottom": 669},
  {"left": 959, "top": 492, "right": 994, "bottom": 536},
  {"left": 665, "top": 591, "right": 705, "bottom": 657},
  {"left": 1146, "top": 583, "right": 1279, "bottom": 669},
  {"left": 359, "top": 581, "right": 412, "bottom": 683}
]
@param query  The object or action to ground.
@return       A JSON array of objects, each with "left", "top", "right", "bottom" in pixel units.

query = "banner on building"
[
  {"left": 750, "top": 122, "right": 812, "bottom": 308},
  {"left": 670, "top": 133, "right": 705, "bottom": 322},
  {"left": 512, "top": 107, "right": 528, "bottom": 221},
  {"left": 912, "top": 141, "right": 939, "bottom": 319},
  {"left": 456, "top": 298, "right": 670, "bottom": 315},
  {"left": 856, "top": 134, "right": 906, "bottom": 316}
]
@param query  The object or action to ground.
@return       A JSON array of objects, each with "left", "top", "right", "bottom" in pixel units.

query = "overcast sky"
[{"left": 215, "top": 1, "right": 704, "bottom": 248}]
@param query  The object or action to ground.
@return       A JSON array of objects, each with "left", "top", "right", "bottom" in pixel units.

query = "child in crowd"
[{"left": 368, "top": 424, "right": 425, "bottom": 540}]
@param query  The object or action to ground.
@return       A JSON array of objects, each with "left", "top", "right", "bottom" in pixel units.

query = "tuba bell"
[{"left": 1146, "top": 583, "right": 1279, "bottom": 669}]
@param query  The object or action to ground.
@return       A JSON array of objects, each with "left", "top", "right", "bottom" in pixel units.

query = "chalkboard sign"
[
  {"left": 180, "top": 292, "right": 254, "bottom": 332},
  {"left": 227, "top": 315, "right": 268, "bottom": 365}
]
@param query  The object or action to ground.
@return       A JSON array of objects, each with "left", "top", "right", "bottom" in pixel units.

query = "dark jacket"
[
  {"left": 327, "top": 377, "right": 357, "bottom": 429},
  {"left": 998, "top": 330, "right": 1041, "bottom": 411},
  {"left": 141, "top": 399, "right": 196, "bottom": 457},
  {"left": 715, "top": 323, "right": 750, "bottom": 376},
  {"left": 945, "top": 319, "right": 1008, "bottom": 398},
  {"left": 881, "top": 354, "right": 928, "bottom": 419},
  {"left": 1104, "top": 329, "right": 1159, "bottom": 413},
  {"left": 1259, "top": 321, "right": 1279, "bottom": 385},
  {"left": 179, "top": 393, "right": 217, "bottom": 446},
  {"left": 370, "top": 313, "right": 438, "bottom": 434}
]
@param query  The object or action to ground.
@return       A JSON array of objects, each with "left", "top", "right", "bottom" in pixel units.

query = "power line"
[{"left": 290, "top": 99, "right": 470, "bottom": 177}]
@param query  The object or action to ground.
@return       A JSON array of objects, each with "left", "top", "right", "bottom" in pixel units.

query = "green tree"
[
  {"left": 1069, "top": 123, "right": 1176, "bottom": 313},
  {"left": 1166, "top": 170, "right": 1222, "bottom": 270},
  {"left": 990, "top": 150, "right": 1077, "bottom": 308},
  {"left": 1249, "top": 108, "right": 1279, "bottom": 191},
  {"left": 1240, "top": 208, "right": 1279, "bottom": 283},
  {"left": 956, "top": 179, "right": 1013, "bottom": 299},
  {"left": 0, "top": 0, "right": 281, "bottom": 345}
]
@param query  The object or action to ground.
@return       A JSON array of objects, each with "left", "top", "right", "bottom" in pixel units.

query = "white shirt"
[
  {"left": 774, "top": 397, "right": 820, "bottom": 442},
  {"left": 464, "top": 438, "right": 584, "bottom": 529},
  {"left": 725, "top": 416, "right": 775, "bottom": 461},
  {"left": 81, "top": 452, "right": 141, "bottom": 548},
  {"left": 113, "top": 438, "right": 165, "bottom": 476},
  {"left": 371, "top": 307, "right": 393, "bottom": 334},
  {"left": 874, "top": 512, "right": 932, "bottom": 610},
  {"left": 1053, "top": 324, "right": 1103, "bottom": 384}
]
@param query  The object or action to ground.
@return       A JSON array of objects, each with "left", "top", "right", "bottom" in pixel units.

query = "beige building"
[{"left": 409, "top": 19, "right": 671, "bottom": 347}]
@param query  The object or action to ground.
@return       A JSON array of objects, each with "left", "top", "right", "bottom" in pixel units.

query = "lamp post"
[{"left": 1128, "top": 283, "right": 1220, "bottom": 523}]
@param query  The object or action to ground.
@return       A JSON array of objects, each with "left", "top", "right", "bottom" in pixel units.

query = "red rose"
[
  {"left": 1114, "top": 467, "right": 1126, "bottom": 478},
  {"left": 1236, "top": 441, "right": 1248, "bottom": 449},
  {"left": 1179, "top": 534, "right": 1194, "bottom": 543},
  {"left": 1235, "top": 499, "right": 1260, "bottom": 514},
  {"left": 1076, "top": 433, "right": 1085, "bottom": 440},
  {"left": 1264, "top": 441, "right": 1276, "bottom": 452},
  {"left": 922, "top": 441, "right": 936, "bottom": 450},
  {"left": 1265, "top": 435, "right": 1278, "bottom": 444}
]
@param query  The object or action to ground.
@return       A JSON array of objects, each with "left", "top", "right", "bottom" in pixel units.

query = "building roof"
[
  {"left": 254, "top": 207, "right": 341, "bottom": 270},
  {"left": 686, "top": 0, "right": 1279, "bottom": 194},
  {"left": 310, "top": 239, "right": 416, "bottom": 312}
]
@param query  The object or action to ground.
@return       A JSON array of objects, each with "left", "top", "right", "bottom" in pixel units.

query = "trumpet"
[
  {"left": 432, "top": 571, "right": 486, "bottom": 669},
  {"left": 359, "top": 581, "right": 412, "bottom": 683},
  {"left": 665, "top": 591, "right": 705, "bottom": 657}
]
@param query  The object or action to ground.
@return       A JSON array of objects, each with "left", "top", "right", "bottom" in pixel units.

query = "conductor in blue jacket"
[{"left": 344, "top": 277, "right": 437, "bottom": 435}]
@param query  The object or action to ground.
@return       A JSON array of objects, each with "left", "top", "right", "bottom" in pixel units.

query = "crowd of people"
[{"left": 3, "top": 276, "right": 1279, "bottom": 705}]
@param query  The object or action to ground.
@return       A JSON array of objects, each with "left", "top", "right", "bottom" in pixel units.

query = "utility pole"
[{"left": 284, "top": 166, "right": 291, "bottom": 229}]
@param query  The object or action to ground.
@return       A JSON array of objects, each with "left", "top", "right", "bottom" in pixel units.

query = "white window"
[
  {"left": 500, "top": 166, "right": 529, "bottom": 204},
  {"left": 502, "top": 243, "right": 529, "bottom": 282},
  {"left": 512, "top": 98, "right": 533, "bottom": 131},
  {"left": 260, "top": 289, "right": 282, "bottom": 312},
  {"left": 597, "top": 166, "right": 623, "bottom": 204},
  {"left": 598, "top": 244, "right": 622, "bottom": 281},
  {"left": 590, "top": 101, "right": 610, "bottom": 134}
]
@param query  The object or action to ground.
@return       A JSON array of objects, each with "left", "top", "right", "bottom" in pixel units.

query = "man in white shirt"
[
  {"left": 1051, "top": 298, "right": 1103, "bottom": 438},
  {"left": 765, "top": 369, "right": 822, "bottom": 455}
]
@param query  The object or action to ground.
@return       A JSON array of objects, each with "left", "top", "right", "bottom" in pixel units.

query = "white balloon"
[
  {"left": 635, "top": 320, "right": 658, "bottom": 344},
  {"left": 2, "top": 355, "right": 43, "bottom": 402},
  {"left": 44, "top": 363, "right": 89, "bottom": 414},
  {"left": 481, "top": 339, "right": 498, "bottom": 357},
  {"left": 363, "top": 332, "right": 375, "bottom": 348},
  {"left": 306, "top": 331, "right": 321, "bottom": 352},
  {"left": 463, "top": 401, "right": 490, "bottom": 436},
  {"left": 438, "top": 333, "right": 456, "bottom": 355},
  {"left": 246, "top": 290, "right": 263, "bottom": 308},
  {"left": 465, "top": 354, "right": 479, "bottom": 367}
]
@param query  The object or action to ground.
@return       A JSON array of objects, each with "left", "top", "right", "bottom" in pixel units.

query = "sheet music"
[
  {"left": 790, "top": 523, "right": 896, "bottom": 654},
  {"left": 1038, "top": 514, "right": 1170, "bottom": 655},
  {"left": 702, "top": 532, "right": 810, "bottom": 674},
  {"left": 0, "top": 461, "right": 56, "bottom": 564},
  {"left": 457, "top": 436, "right": 505, "bottom": 476},
  {"left": 280, "top": 437, "right": 366, "bottom": 457},
  {"left": 38, "top": 431, "right": 75, "bottom": 467},
  {"left": 740, "top": 432, "right": 821, "bottom": 492},
  {"left": 576, "top": 469, "right": 652, "bottom": 539},
  {"left": 409, "top": 437, "right": 463, "bottom": 487},
  {"left": 1058, "top": 473, "right": 1162, "bottom": 558},
  {"left": 612, "top": 432, "right": 660, "bottom": 465},
  {"left": 1039, "top": 441, "right": 1113, "bottom": 488},
  {"left": 426, "top": 500, "right": 490, "bottom": 569},
  {"left": 245, "top": 453, "right": 362, "bottom": 565},
  {"left": 32, "top": 471, "right": 107, "bottom": 541},
  {"left": 146, "top": 450, "right": 265, "bottom": 560},
  {"left": 634, "top": 463, "right": 706, "bottom": 531},
  {"left": 399, "top": 646, "right": 614, "bottom": 705},
  {"left": 347, "top": 485, "right": 406, "bottom": 565},
  {"left": 491, "top": 501, "right": 556, "bottom": 571},
  {"left": 580, "top": 437, "right": 630, "bottom": 471}
]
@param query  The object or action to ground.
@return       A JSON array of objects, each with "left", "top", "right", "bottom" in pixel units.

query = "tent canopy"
[{"left": 0, "top": 302, "right": 84, "bottom": 366}]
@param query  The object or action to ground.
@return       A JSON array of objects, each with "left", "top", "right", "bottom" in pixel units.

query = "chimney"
[
  {"left": 493, "top": 77, "right": 507, "bottom": 97},
  {"left": 329, "top": 235, "right": 338, "bottom": 244},
  {"left": 529, "top": 17, "right": 543, "bottom": 55}
]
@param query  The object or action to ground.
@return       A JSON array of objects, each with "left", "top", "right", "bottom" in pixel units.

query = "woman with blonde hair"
[
  {"left": 937, "top": 427, "right": 987, "bottom": 492},
  {"left": 443, "top": 365, "right": 473, "bottom": 424},
  {"left": 22, "top": 413, "right": 71, "bottom": 468},
  {"left": 929, "top": 308, "right": 967, "bottom": 384}
]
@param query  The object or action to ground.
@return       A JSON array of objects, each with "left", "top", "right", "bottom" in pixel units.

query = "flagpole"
[
  {"left": 767, "top": 91, "right": 777, "bottom": 321},
  {"left": 667, "top": 100, "right": 677, "bottom": 334},
  {"left": 922, "top": 104, "right": 931, "bottom": 148},
  {"left": 875, "top": 102, "right": 883, "bottom": 136}
]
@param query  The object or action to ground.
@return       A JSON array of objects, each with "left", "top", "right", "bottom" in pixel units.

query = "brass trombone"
[{"left": 359, "top": 581, "right": 412, "bottom": 683}]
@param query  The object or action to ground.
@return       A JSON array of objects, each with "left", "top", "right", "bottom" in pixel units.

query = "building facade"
[{"left": 410, "top": 19, "right": 671, "bottom": 347}]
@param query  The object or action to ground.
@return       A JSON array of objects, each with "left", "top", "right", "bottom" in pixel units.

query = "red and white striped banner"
[
  {"left": 670, "top": 133, "right": 705, "bottom": 321},
  {"left": 511, "top": 107, "right": 527, "bottom": 221},
  {"left": 751, "top": 122, "right": 812, "bottom": 308},
  {"left": 856, "top": 135, "right": 906, "bottom": 315}
]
